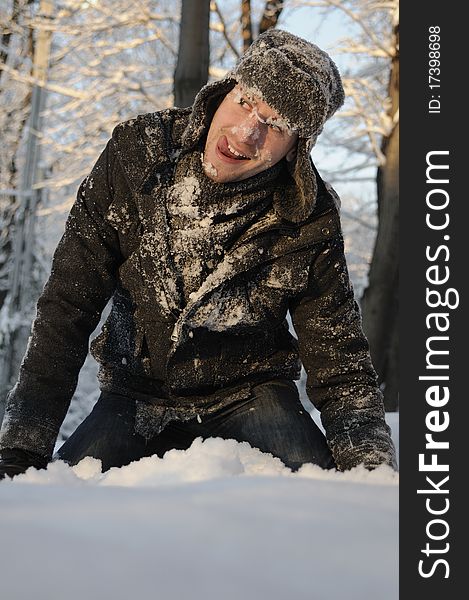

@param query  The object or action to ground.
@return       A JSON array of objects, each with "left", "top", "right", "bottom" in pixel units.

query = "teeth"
[{"left": 227, "top": 142, "right": 248, "bottom": 159}]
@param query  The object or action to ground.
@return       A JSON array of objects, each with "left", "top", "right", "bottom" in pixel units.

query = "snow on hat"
[{"left": 182, "top": 28, "right": 345, "bottom": 222}]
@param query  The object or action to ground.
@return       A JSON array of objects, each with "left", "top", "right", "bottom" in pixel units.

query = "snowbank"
[{"left": 0, "top": 423, "right": 398, "bottom": 600}]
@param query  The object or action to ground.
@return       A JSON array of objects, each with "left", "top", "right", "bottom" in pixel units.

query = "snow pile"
[
  {"left": 9, "top": 435, "right": 398, "bottom": 488},
  {"left": 1, "top": 431, "right": 398, "bottom": 600}
]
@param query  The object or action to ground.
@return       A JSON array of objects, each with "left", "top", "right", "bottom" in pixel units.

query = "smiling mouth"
[{"left": 217, "top": 136, "right": 251, "bottom": 161}]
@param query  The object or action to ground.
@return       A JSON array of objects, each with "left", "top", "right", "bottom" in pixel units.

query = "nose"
[{"left": 236, "top": 117, "right": 265, "bottom": 146}]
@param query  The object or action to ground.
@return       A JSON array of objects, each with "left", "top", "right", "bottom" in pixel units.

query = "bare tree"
[
  {"left": 0, "top": 0, "right": 36, "bottom": 311},
  {"left": 173, "top": 0, "right": 210, "bottom": 107},
  {"left": 211, "top": 0, "right": 285, "bottom": 58},
  {"left": 0, "top": 1, "right": 180, "bottom": 418},
  {"left": 361, "top": 14, "right": 399, "bottom": 410},
  {"left": 2, "top": 1, "right": 179, "bottom": 215},
  {"left": 0, "top": 1, "right": 39, "bottom": 416},
  {"left": 172, "top": 0, "right": 284, "bottom": 109}
]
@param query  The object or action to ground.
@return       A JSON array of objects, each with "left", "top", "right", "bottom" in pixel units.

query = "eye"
[
  {"left": 238, "top": 97, "right": 252, "bottom": 110},
  {"left": 267, "top": 121, "right": 283, "bottom": 133},
  {"left": 269, "top": 122, "right": 282, "bottom": 132}
]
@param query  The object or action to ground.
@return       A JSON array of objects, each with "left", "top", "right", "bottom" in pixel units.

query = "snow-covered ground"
[{"left": 0, "top": 415, "right": 398, "bottom": 600}]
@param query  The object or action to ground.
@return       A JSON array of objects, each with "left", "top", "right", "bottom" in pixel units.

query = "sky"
[{"left": 281, "top": 3, "right": 350, "bottom": 53}]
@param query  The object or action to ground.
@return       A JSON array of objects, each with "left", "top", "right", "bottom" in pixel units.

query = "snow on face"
[
  {"left": 230, "top": 124, "right": 260, "bottom": 142},
  {"left": 231, "top": 85, "right": 296, "bottom": 136},
  {"left": 201, "top": 154, "right": 218, "bottom": 178},
  {"left": 203, "top": 84, "right": 298, "bottom": 183}
]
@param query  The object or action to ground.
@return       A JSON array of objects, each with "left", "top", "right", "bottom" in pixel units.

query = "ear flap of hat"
[
  {"left": 181, "top": 78, "right": 236, "bottom": 149},
  {"left": 273, "top": 138, "right": 318, "bottom": 223}
]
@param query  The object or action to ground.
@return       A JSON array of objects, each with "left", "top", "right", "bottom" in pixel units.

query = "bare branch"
[{"left": 211, "top": 1, "right": 240, "bottom": 58}]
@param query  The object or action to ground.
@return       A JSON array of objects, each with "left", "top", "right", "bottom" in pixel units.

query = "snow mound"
[
  {"left": 11, "top": 436, "right": 398, "bottom": 488},
  {"left": 1, "top": 438, "right": 398, "bottom": 600}
]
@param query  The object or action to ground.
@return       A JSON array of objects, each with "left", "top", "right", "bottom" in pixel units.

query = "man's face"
[{"left": 202, "top": 84, "right": 298, "bottom": 183}]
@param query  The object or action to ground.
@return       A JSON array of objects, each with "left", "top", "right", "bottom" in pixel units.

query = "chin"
[
  {"left": 219, "top": 171, "right": 249, "bottom": 183},
  {"left": 209, "top": 164, "right": 241, "bottom": 183}
]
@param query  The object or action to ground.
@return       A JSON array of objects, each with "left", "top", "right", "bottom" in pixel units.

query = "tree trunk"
[
  {"left": 361, "top": 21, "right": 399, "bottom": 411},
  {"left": 259, "top": 0, "right": 284, "bottom": 34},
  {"left": 0, "top": 0, "right": 52, "bottom": 419},
  {"left": 173, "top": 0, "right": 210, "bottom": 108},
  {"left": 241, "top": 0, "right": 253, "bottom": 53},
  {"left": 0, "top": 1, "right": 36, "bottom": 310}
]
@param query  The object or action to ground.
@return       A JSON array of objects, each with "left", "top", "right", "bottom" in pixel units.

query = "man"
[{"left": 0, "top": 29, "right": 397, "bottom": 479}]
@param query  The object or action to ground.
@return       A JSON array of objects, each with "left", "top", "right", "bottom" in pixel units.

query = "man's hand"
[{"left": 0, "top": 448, "right": 48, "bottom": 481}]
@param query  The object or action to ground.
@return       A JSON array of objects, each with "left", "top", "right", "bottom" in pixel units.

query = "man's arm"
[
  {"left": 290, "top": 233, "right": 397, "bottom": 471},
  {"left": 0, "top": 139, "right": 123, "bottom": 464}
]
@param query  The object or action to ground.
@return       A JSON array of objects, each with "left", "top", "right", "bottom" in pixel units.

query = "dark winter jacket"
[{"left": 0, "top": 108, "right": 396, "bottom": 471}]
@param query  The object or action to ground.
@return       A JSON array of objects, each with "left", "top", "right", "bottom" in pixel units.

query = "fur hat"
[{"left": 182, "top": 29, "right": 345, "bottom": 222}]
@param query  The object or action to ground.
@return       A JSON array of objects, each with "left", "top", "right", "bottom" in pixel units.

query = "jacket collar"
[{"left": 115, "top": 109, "right": 330, "bottom": 225}]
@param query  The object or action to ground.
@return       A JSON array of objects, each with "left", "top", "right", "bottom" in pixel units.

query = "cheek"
[
  {"left": 207, "top": 116, "right": 230, "bottom": 145},
  {"left": 259, "top": 141, "right": 285, "bottom": 165},
  {"left": 270, "top": 137, "right": 296, "bottom": 163}
]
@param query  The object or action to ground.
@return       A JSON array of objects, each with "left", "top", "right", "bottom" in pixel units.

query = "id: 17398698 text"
[{"left": 428, "top": 25, "right": 441, "bottom": 114}]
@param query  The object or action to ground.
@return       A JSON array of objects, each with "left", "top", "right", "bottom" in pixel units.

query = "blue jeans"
[{"left": 56, "top": 379, "right": 335, "bottom": 472}]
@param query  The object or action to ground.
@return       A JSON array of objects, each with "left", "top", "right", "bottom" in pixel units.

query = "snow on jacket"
[{"left": 0, "top": 108, "right": 397, "bottom": 471}]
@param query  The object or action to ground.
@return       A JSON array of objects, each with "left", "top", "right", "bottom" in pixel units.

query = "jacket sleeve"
[
  {"left": 290, "top": 231, "right": 397, "bottom": 471},
  {"left": 0, "top": 139, "right": 123, "bottom": 459}
]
